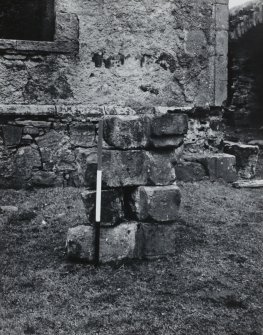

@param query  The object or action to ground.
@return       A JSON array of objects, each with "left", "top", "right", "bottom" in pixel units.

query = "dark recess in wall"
[
  {"left": 0, "top": 0, "right": 55, "bottom": 41},
  {"left": 229, "top": 23, "right": 263, "bottom": 127}
]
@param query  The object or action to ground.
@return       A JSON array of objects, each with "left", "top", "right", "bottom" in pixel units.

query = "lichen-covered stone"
[
  {"left": 66, "top": 223, "right": 142, "bottom": 263},
  {"left": 81, "top": 189, "right": 124, "bottom": 226},
  {"left": 223, "top": 141, "right": 259, "bottom": 179},
  {"left": 129, "top": 185, "right": 181, "bottom": 222},
  {"left": 103, "top": 115, "right": 151, "bottom": 149},
  {"left": 151, "top": 114, "right": 188, "bottom": 136}
]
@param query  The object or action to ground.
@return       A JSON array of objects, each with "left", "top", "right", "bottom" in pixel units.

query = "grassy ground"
[{"left": 1, "top": 180, "right": 263, "bottom": 335}]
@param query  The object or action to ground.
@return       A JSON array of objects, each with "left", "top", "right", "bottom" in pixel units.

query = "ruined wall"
[
  {"left": 0, "top": 0, "right": 228, "bottom": 109},
  {"left": 229, "top": 1, "right": 263, "bottom": 127}
]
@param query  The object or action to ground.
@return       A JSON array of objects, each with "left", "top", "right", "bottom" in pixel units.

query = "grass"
[{"left": 0, "top": 181, "right": 263, "bottom": 335}]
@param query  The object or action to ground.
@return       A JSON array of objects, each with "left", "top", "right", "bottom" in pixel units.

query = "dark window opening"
[{"left": 0, "top": 0, "right": 55, "bottom": 41}]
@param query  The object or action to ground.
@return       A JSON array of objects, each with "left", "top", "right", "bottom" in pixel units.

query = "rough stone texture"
[
  {"left": 151, "top": 114, "right": 188, "bottom": 136},
  {"left": 129, "top": 186, "right": 181, "bottom": 222},
  {"left": 146, "top": 151, "right": 176, "bottom": 186},
  {"left": 0, "top": 0, "right": 227, "bottom": 108},
  {"left": 81, "top": 189, "right": 124, "bottom": 226},
  {"left": 69, "top": 123, "right": 97, "bottom": 148},
  {"left": 2, "top": 125, "right": 23, "bottom": 147},
  {"left": 175, "top": 162, "right": 207, "bottom": 182},
  {"left": 103, "top": 116, "right": 151, "bottom": 149},
  {"left": 66, "top": 223, "right": 142, "bottom": 263},
  {"left": 185, "top": 153, "right": 238, "bottom": 183},
  {"left": 223, "top": 141, "right": 259, "bottom": 179}
]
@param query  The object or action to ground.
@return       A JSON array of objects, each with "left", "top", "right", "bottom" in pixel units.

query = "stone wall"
[
  {"left": 0, "top": 0, "right": 229, "bottom": 108},
  {"left": 229, "top": 0, "right": 263, "bottom": 127}
]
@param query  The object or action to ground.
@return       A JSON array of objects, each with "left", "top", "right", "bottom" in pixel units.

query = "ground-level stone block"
[
  {"left": 185, "top": 153, "right": 238, "bottom": 183},
  {"left": 81, "top": 189, "right": 124, "bottom": 226},
  {"left": 66, "top": 223, "right": 142, "bottom": 263},
  {"left": 223, "top": 141, "right": 259, "bottom": 179},
  {"left": 103, "top": 115, "right": 151, "bottom": 149},
  {"left": 129, "top": 186, "right": 181, "bottom": 222}
]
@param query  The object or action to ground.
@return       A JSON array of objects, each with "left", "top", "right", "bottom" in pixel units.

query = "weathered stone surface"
[
  {"left": 30, "top": 171, "right": 63, "bottom": 187},
  {"left": 103, "top": 116, "right": 151, "bottom": 149},
  {"left": 223, "top": 141, "right": 259, "bottom": 179},
  {"left": 150, "top": 136, "right": 184, "bottom": 148},
  {"left": 102, "top": 150, "right": 149, "bottom": 188},
  {"left": 13, "top": 146, "right": 42, "bottom": 187},
  {"left": 186, "top": 153, "right": 238, "bottom": 183},
  {"left": 129, "top": 186, "right": 181, "bottom": 222},
  {"left": 70, "top": 123, "right": 96, "bottom": 148},
  {"left": 151, "top": 114, "right": 188, "bottom": 136},
  {"left": 140, "top": 223, "right": 178, "bottom": 258},
  {"left": 175, "top": 162, "right": 207, "bottom": 182},
  {"left": 76, "top": 149, "right": 176, "bottom": 188},
  {"left": 81, "top": 189, "right": 124, "bottom": 226},
  {"left": 146, "top": 151, "right": 176, "bottom": 186},
  {"left": 2, "top": 125, "right": 23, "bottom": 147},
  {"left": 74, "top": 148, "right": 97, "bottom": 188},
  {"left": 233, "top": 179, "right": 263, "bottom": 189},
  {"left": 66, "top": 223, "right": 142, "bottom": 263},
  {"left": 36, "top": 130, "right": 75, "bottom": 171}
]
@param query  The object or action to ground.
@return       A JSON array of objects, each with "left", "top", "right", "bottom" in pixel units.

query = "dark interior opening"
[
  {"left": 0, "top": 0, "right": 55, "bottom": 41},
  {"left": 228, "top": 23, "right": 263, "bottom": 128}
]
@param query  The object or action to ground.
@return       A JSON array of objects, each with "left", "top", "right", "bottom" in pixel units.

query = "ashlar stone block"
[
  {"left": 66, "top": 223, "right": 142, "bottom": 263},
  {"left": 129, "top": 185, "right": 181, "bottom": 222},
  {"left": 103, "top": 115, "right": 151, "bottom": 149}
]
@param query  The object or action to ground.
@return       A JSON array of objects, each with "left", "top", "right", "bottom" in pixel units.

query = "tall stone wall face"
[{"left": 0, "top": 0, "right": 229, "bottom": 109}]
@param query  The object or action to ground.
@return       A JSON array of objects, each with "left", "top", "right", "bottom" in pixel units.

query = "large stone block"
[
  {"left": 66, "top": 223, "right": 142, "bottom": 263},
  {"left": 129, "top": 185, "right": 181, "bottom": 222},
  {"left": 146, "top": 151, "right": 176, "bottom": 186},
  {"left": 223, "top": 141, "right": 259, "bottom": 179},
  {"left": 186, "top": 153, "right": 237, "bottom": 183},
  {"left": 151, "top": 114, "right": 188, "bottom": 136},
  {"left": 102, "top": 150, "right": 149, "bottom": 187},
  {"left": 81, "top": 189, "right": 124, "bottom": 226},
  {"left": 103, "top": 115, "right": 151, "bottom": 149}
]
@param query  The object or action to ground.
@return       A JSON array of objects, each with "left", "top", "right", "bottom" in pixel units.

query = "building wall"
[{"left": 0, "top": 0, "right": 229, "bottom": 110}]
